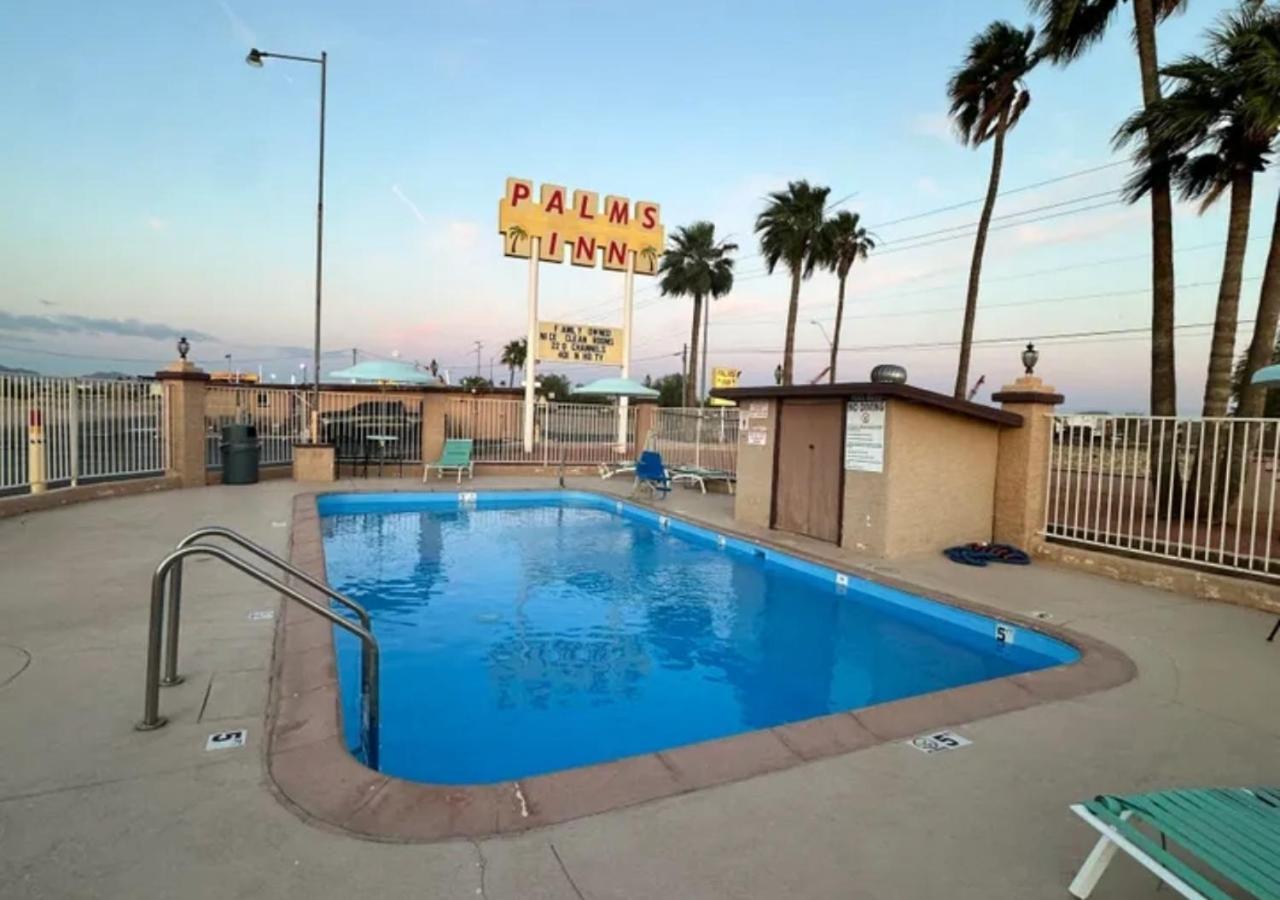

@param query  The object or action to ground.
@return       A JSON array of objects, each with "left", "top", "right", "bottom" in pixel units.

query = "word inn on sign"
[{"left": 498, "top": 178, "right": 664, "bottom": 275}]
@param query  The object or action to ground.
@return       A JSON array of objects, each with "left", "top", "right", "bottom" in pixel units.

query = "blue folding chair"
[{"left": 634, "top": 450, "right": 671, "bottom": 498}]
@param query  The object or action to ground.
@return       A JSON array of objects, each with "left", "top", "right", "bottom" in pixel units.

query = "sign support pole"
[
  {"left": 523, "top": 237, "right": 540, "bottom": 454},
  {"left": 617, "top": 250, "right": 636, "bottom": 447}
]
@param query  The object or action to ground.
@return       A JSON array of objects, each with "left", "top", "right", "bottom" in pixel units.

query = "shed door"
[{"left": 773, "top": 399, "right": 843, "bottom": 543}]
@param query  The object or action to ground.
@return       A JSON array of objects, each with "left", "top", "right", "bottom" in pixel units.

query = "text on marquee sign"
[
  {"left": 498, "top": 178, "right": 664, "bottom": 275},
  {"left": 537, "top": 321, "right": 624, "bottom": 365}
]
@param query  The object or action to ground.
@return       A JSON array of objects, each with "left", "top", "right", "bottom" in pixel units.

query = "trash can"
[{"left": 220, "top": 423, "right": 260, "bottom": 484}]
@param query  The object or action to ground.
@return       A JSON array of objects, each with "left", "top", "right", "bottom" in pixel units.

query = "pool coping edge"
[{"left": 264, "top": 489, "right": 1136, "bottom": 843}]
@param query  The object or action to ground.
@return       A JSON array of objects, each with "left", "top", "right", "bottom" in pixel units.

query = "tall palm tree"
[
  {"left": 822, "top": 211, "right": 875, "bottom": 383},
  {"left": 657, "top": 222, "right": 737, "bottom": 406},
  {"left": 500, "top": 338, "right": 526, "bottom": 387},
  {"left": 755, "top": 180, "right": 831, "bottom": 385},
  {"left": 1118, "top": 6, "right": 1277, "bottom": 417},
  {"left": 1231, "top": 5, "right": 1280, "bottom": 418},
  {"left": 947, "top": 21, "right": 1037, "bottom": 399},
  {"left": 1031, "top": 0, "right": 1188, "bottom": 416}
]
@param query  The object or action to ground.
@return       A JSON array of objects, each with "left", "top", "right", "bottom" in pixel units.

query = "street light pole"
[
  {"left": 246, "top": 47, "right": 327, "bottom": 441},
  {"left": 810, "top": 320, "right": 835, "bottom": 385}
]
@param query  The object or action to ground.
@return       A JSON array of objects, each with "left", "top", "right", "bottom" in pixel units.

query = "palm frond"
[
  {"left": 658, "top": 220, "right": 738, "bottom": 302},
  {"left": 947, "top": 21, "right": 1037, "bottom": 147}
]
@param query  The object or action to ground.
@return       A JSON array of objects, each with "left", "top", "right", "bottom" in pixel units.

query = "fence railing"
[
  {"left": 1, "top": 374, "right": 168, "bottom": 495},
  {"left": 1043, "top": 414, "right": 1280, "bottom": 579},
  {"left": 651, "top": 407, "right": 740, "bottom": 475},
  {"left": 319, "top": 392, "right": 423, "bottom": 464},
  {"left": 205, "top": 386, "right": 305, "bottom": 468},
  {"left": 443, "top": 397, "right": 634, "bottom": 464},
  {"left": 204, "top": 388, "right": 425, "bottom": 468}
]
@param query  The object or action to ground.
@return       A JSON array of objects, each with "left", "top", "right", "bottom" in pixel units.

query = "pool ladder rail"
[{"left": 134, "top": 526, "right": 380, "bottom": 770}]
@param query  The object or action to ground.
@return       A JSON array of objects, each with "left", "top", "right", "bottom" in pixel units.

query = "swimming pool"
[{"left": 317, "top": 491, "right": 1078, "bottom": 785}]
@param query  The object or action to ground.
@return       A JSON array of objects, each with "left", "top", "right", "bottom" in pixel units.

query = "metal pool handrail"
[
  {"left": 161, "top": 525, "right": 371, "bottom": 687},
  {"left": 135, "top": 543, "right": 380, "bottom": 770}
]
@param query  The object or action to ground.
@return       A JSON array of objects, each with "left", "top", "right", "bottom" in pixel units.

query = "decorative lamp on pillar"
[
  {"left": 177, "top": 336, "right": 190, "bottom": 361},
  {"left": 1021, "top": 342, "right": 1039, "bottom": 376}
]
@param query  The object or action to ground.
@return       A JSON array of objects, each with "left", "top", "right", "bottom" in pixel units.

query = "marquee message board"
[
  {"left": 498, "top": 178, "right": 664, "bottom": 275},
  {"left": 537, "top": 321, "right": 624, "bottom": 365}
]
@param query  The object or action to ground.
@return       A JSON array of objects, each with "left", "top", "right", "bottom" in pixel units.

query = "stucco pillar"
[
  {"left": 293, "top": 444, "right": 336, "bottom": 482},
  {"left": 421, "top": 391, "right": 449, "bottom": 465},
  {"left": 992, "top": 375, "right": 1064, "bottom": 550},
  {"left": 155, "top": 362, "right": 210, "bottom": 489},
  {"left": 632, "top": 401, "right": 657, "bottom": 457}
]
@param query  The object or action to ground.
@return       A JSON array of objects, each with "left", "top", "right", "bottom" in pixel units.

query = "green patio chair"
[
  {"left": 423, "top": 439, "right": 474, "bottom": 484},
  {"left": 1067, "top": 786, "right": 1280, "bottom": 899}
]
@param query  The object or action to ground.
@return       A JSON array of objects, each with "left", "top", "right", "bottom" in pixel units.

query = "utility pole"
[
  {"left": 352, "top": 348, "right": 357, "bottom": 366},
  {"left": 473, "top": 341, "right": 483, "bottom": 379},
  {"left": 681, "top": 343, "right": 688, "bottom": 403}
]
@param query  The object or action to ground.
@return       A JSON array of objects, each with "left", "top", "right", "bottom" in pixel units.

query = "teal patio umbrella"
[
  {"left": 1250, "top": 365, "right": 1280, "bottom": 386},
  {"left": 326, "top": 360, "right": 437, "bottom": 385},
  {"left": 571, "top": 377, "right": 659, "bottom": 399}
]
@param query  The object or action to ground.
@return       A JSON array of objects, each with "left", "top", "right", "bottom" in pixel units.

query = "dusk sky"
[{"left": 2, "top": 0, "right": 1278, "bottom": 412}]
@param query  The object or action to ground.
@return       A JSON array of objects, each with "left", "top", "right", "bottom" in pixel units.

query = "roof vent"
[{"left": 870, "top": 364, "right": 907, "bottom": 384}]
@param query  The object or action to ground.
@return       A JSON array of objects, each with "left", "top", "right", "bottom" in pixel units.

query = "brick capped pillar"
[
  {"left": 992, "top": 375, "right": 1064, "bottom": 550},
  {"left": 155, "top": 362, "right": 211, "bottom": 488}
]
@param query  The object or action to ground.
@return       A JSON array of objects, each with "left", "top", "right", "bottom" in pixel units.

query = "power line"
[
  {"left": 877, "top": 189, "right": 1120, "bottom": 246},
  {"left": 706, "top": 275, "right": 1259, "bottom": 332},
  {"left": 875, "top": 198, "right": 1125, "bottom": 256},
  {"left": 0, "top": 343, "right": 354, "bottom": 366},
  {"left": 873, "top": 160, "right": 1129, "bottom": 228},
  {"left": 698, "top": 319, "right": 1251, "bottom": 357},
  {"left": 551, "top": 166, "right": 1138, "bottom": 324}
]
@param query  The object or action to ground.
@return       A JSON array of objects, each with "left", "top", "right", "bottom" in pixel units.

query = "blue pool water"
[{"left": 318, "top": 492, "right": 1077, "bottom": 784}]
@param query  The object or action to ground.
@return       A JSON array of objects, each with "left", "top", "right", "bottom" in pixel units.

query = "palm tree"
[
  {"left": 657, "top": 222, "right": 737, "bottom": 406},
  {"left": 1117, "top": 7, "right": 1277, "bottom": 417},
  {"left": 1031, "top": 0, "right": 1188, "bottom": 416},
  {"left": 500, "top": 338, "right": 526, "bottom": 387},
  {"left": 947, "top": 21, "right": 1037, "bottom": 399},
  {"left": 1231, "top": 5, "right": 1280, "bottom": 418},
  {"left": 822, "top": 211, "right": 875, "bottom": 383},
  {"left": 755, "top": 181, "right": 831, "bottom": 385}
]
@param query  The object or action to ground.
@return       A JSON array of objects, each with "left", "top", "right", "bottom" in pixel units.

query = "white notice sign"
[{"left": 845, "top": 398, "right": 885, "bottom": 472}]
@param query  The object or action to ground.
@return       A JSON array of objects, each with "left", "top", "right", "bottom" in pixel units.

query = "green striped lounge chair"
[
  {"left": 670, "top": 465, "right": 736, "bottom": 495},
  {"left": 1068, "top": 787, "right": 1280, "bottom": 899},
  {"left": 422, "top": 439, "right": 474, "bottom": 484}
]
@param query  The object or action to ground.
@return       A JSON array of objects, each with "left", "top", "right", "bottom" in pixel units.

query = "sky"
[{"left": 1, "top": 0, "right": 1278, "bottom": 412}]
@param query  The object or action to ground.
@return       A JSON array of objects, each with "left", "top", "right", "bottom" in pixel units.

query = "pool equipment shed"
[{"left": 713, "top": 379, "right": 1060, "bottom": 559}]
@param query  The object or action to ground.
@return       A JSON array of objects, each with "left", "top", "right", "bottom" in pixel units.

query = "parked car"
[{"left": 319, "top": 400, "right": 422, "bottom": 460}]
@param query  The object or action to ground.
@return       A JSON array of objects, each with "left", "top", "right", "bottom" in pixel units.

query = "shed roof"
[{"left": 710, "top": 382, "right": 1022, "bottom": 427}]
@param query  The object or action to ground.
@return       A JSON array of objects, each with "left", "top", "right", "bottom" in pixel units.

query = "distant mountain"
[
  {"left": 0, "top": 363, "right": 39, "bottom": 375},
  {"left": 82, "top": 370, "right": 140, "bottom": 380}
]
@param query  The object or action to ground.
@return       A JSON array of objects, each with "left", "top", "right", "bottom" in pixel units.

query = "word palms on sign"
[{"left": 498, "top": 178, "right": 664, "bottom": 274}]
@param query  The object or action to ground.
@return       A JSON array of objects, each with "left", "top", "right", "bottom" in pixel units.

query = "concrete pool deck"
[{"left": 2, "top": 476, "right": 1278, "bottom": 898}]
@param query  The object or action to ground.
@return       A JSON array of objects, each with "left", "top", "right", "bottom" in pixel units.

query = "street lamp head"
[{"left": 245, "top": 48, "right": 265, "bottom": 67}]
